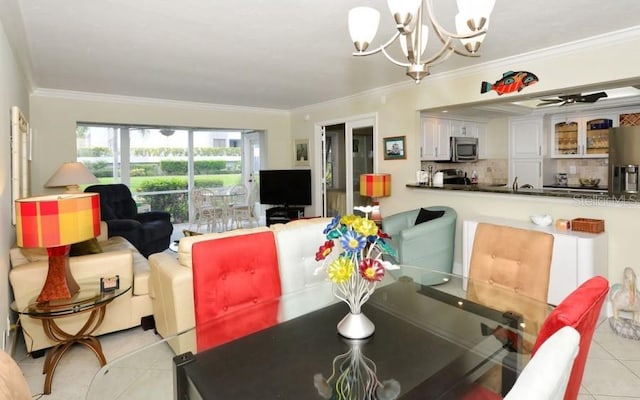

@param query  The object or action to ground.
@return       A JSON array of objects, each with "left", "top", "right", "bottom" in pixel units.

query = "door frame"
[{"left": 313, "top": 113, "right": 378, "bottom": 217}]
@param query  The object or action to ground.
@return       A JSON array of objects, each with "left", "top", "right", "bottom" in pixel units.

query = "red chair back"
[
  {"left": 531, "top": 276, "right": 609, "bottom": 400},
  {"left": 192, "top": 231, "right": 282, "bottom": 352}
]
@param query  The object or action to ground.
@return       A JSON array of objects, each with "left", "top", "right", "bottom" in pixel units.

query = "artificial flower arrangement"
[{"left": 315, "top": 214, "right": 398, "bottom": 314}]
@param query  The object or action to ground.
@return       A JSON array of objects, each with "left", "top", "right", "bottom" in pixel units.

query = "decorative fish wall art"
[{"left": 480, "top": 71, "right": 539, "bottom": 95}]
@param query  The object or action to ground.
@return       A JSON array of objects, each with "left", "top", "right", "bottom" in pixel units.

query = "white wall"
[
  {"left": 29, "top": 92, "right": 292, "bottom": 195},
  {"left": 291, "top": 30, "right": 640, "bottom": 285},
  {"left": 0, "top": 18, "right": 30, "bottom": 347}
]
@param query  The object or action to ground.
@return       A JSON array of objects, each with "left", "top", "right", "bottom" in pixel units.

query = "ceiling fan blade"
[
  {"left": 537, "top": 98, "right": 563, "bottom": 106},
  {"left": 578, "top": 92, "right": 608, "bottom": 103}
]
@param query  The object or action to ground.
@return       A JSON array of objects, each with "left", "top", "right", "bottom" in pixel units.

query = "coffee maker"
[{"left": 609, "top": 126, "right": 640, "bottom": 198}]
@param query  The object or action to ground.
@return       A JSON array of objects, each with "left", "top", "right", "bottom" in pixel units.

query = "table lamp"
[
  {"left": 359, "top": 173, "right": 391, "bottom": 223},
  {"left": 45, "top": 162, "right": 98, "bottom": 193},
  {"left": 15, "top": 193, "right": 101, "bottom": 303}
]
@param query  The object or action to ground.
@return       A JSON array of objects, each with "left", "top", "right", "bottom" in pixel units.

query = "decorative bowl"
[
  {"left": 530, "top": 214, "right": 553, "bottom": 227},
  {"left": 579, "top": 178, "right": 600, "bottom": 187}
]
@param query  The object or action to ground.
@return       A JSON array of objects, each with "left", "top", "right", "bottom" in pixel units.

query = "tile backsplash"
[
  {"left": 419, "top": 159, "right": 509, "bottom": 185},
  {"left": 418, "top": 158, "right": 609, "bottom": 187},
  {"left": 553, "top": 158, "right": 608, "bottom": 186}
]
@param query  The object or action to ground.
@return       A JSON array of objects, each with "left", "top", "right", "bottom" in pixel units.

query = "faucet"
[{"left": 512, "top": 176, "right": 518, "bottom": 191}]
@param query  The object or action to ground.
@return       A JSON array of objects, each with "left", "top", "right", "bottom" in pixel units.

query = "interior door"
[
  {"left": 242, "top": 131, "right": 264, "bottom": 220},
  {"left": 322, "top": 116, "right": 375, "bottom": 217}
]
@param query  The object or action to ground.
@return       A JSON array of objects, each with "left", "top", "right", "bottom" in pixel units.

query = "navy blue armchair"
[{"left": 85, "top": 184, "right": 173, "bottom": 257}]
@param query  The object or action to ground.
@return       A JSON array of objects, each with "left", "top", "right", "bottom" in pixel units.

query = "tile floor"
[{"left": 12, "top": 315, "right": 640, "bottom": 399}]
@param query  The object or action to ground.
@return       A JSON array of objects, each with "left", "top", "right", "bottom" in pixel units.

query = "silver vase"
[{"left": 337, "top": 312, "right": 375, "bottom": 339}]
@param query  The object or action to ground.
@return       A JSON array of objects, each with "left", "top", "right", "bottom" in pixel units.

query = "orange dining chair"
[{"left": 191, "top": 231, "right": 282, "bottom": 352}]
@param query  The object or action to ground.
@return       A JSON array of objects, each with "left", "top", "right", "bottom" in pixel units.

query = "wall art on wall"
[
  {"left": 480, "top": 71, "right": 539, "bottom": 95},
  {"left": 11, "top": 106, "right": 30, "bottom": 225},
  {"left": 294, "top": 139, "right": 310, "bottom": 167},
  {"left": 383, "top": 136, "right": 406, "bottom": 160}
]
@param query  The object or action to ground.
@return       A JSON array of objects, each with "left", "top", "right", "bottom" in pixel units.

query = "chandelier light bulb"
[
  {"left": 387, "top": 0, "right": 422, "bottom": 32},
  {"left": 348, "top": 7, "right": 381, "bottom": 52}
]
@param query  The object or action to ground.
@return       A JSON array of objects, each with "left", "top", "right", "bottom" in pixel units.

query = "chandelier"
[{"left": 348, "top": 0, "right": 496, "bottom": 83}]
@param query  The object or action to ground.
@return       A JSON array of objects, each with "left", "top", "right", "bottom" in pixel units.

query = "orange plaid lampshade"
[
  {"left": 15, "top": 193, "right": 101, "bottom": 248},
  {"left": 359, "top": 173, "right": 392, "bottom": 198}
]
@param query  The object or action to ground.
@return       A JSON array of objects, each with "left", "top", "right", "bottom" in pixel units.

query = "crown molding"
[{"left": 30, "top": 88, "right": 290, "bottom": 116}]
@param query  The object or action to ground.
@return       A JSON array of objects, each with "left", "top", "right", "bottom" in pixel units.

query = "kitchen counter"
[{"left": 406, "top": 183, "right": 614, "bottom": 199}]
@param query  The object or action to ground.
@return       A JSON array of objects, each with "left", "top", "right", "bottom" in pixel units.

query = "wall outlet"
[{"left": 569, "top": 165, "right": 577, "bottom": 174}]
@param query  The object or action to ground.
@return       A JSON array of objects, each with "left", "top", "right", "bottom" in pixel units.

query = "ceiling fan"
[{"left": 537, "top": 92, "right": 608, "bottom": 107}]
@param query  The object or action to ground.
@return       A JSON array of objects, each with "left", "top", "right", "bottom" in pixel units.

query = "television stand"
[{"left": 265, "top": 206, "right": 304, "bottom": 226}]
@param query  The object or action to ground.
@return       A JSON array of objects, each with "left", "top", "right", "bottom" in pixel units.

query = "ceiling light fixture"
[{"left": 348, "top": 0, "right": 495, "bottom": 83}]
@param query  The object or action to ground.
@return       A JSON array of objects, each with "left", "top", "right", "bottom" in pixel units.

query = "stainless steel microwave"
[{"left": 450, "top": 136, "right": 478, "bottom": 162}]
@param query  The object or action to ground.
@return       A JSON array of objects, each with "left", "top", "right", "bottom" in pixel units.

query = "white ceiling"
[{"left": 3, "top": 0, "right": 640, "bottom": 110}]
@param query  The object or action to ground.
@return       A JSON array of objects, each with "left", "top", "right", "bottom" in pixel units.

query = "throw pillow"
[
  {"left": 70, "top": 238, "right": 103, "bottom": 257},
  {"left": 414, "top": 208, "right": 445, "bottom": 225}
]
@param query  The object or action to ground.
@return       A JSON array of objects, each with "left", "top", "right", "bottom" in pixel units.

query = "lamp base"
[
  {"left": 370, "top": 200, "right": 382, "bottom": 226},
  {"left": 37, "top": 246, "right": 80, "bottom": 303}
]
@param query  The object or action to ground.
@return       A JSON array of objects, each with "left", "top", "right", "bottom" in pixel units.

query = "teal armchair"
[{"left": 382, "top": 206, "right": 457, "bottom": 278}]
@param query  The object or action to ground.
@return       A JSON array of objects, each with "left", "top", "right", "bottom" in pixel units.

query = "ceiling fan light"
[
  {"left": 349, "top": 7, "right": 381, "bottom": 52},
  {"left": 387, "top": 0, "right": 422, "bottom": 31}
]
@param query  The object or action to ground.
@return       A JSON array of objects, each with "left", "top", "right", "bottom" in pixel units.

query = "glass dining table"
[{"left": 87, "top": 266, "right": 553, "bottom": 400}]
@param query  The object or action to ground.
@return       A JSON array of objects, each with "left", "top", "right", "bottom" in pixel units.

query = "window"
[{"left": 77, "top": 123, "right": 244, "bottom": 224}]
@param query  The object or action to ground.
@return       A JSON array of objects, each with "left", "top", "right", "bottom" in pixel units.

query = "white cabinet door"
[
  {"left": 510, "top": 158, "right": 542, "bottom": 188},
  {"left": 476, "top": 123, "right": 487, "bottom": 159},
  {"left": 450, "top": 120, "right": 478, "bottom": 138},
  {"left": 550, "top": 113, "right": 617, "bottom": 158},
  {"left": 420, "top": 117, "right": 450, "bottom": 161},
  {"left": 510, "top": 117, "right": 543, "bottom": 159}
]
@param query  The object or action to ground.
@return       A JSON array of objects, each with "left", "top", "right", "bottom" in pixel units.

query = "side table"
[{"left": 11, "top": 280, "right": 131, "bottom": 394}]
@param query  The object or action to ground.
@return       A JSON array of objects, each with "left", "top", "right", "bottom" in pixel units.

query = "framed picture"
[
  {"left": 293, "top": 139, "right": 310, "bottom": 167},
  {"left": 383, "top": 136, "right": 406, "bottom": 160},
  {"left": 11, "top": 106, "right": 30, "bottom": 225}
]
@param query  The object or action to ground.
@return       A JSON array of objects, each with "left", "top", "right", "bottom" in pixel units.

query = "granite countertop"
[{"left": 406, "top": 183, "right": 614, "bottom": 200}]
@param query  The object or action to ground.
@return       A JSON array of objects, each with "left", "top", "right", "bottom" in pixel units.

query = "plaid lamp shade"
[
  {"left": 15, "top": 193, "right": 100, "bottom": 248},
  {"left": 360, "top": 173, "right": 392, "bottom": 198}
]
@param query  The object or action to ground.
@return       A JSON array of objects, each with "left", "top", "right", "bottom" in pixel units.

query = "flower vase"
[{"left": 337, "top": 311, "right": 375, "bottom": 340}]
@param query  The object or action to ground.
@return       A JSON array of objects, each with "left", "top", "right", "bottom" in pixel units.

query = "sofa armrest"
[
  {"left": 382, "top": 210, "right": 416, "bottom": 238},
  {"left": 10, "top": 250, "right": 134, "bottom": 310},
  {"left": 148, "top": 252, "right": 196, "bottom": 339}
]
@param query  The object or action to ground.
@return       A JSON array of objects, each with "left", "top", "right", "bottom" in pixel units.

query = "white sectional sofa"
[
  {"left": 9, "top": 222, "right": 153, "bottom": 354},
  {"left": 148, "top": 217, "right": 335, "bottom": 355}
]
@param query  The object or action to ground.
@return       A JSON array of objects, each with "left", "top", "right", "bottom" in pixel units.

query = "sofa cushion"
[
  {"left": 70, "top": 238, "right": 103, "bottom": 257},
  {"left": 414, "top": 208, "right": 445, "bottom": 225}
]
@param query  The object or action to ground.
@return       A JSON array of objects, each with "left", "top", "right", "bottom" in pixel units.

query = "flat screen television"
[{"left": 259, "top": 169, "right": 312, "bottom": 206}]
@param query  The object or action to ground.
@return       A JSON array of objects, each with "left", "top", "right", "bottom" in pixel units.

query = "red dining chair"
[
  {"left": 462, "top": 275, "right": 609, "bottom": 400},
  {"left": 191, "top": 231, "right": 282, "bottom": 352},
  {"left": 530, "top": 275, "right": 609, "bottom": 400}
]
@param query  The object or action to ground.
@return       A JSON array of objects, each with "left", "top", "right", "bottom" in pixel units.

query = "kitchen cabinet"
[
  {"left": 421, "top": 116, "right": 487, "bottom": 161},
  {"left": 462, "top": 216, "right": 608, "bottom": 305},
  {"left": 550, "top": 113, "right": 617, "bottom": 158},
  {"left": 420, "top": 117, "right": 450, "bottom": 161},
  {"left": 509, "top": 117, "right": 544, "bottom": 187}
]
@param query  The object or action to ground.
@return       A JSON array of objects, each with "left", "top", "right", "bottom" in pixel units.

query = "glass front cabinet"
[{"left": 550, "top": 113, "right": 617, "bottom": 158}]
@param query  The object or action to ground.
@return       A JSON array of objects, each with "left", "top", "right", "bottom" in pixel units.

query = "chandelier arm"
[
  {"left": 351, "top": 31, "right": 402, "bottom": 57},
  {"left": 381, "top": 48, "right": 411, "bottom": 67},
  {"left": 419, "top": 38, "right": 456, "bottom": 66}
]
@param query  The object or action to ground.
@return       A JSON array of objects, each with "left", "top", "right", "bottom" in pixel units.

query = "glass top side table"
[{"left": 11, "top": 279, "right": 131, "bottom": 395}]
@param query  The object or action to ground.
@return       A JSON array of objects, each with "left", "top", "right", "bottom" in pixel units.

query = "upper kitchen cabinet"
[
  {"left": 509, "top": 117, "right": 544, "bottom": 159},
  {"left": 550, "top": 112, "right": 617, "bottom": 158},
  {"left": 420, "top": 117, "right": 450, "bottom": 161},
  {"left": 421, "top": 116, "right": 488, "bottom": 161}
]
